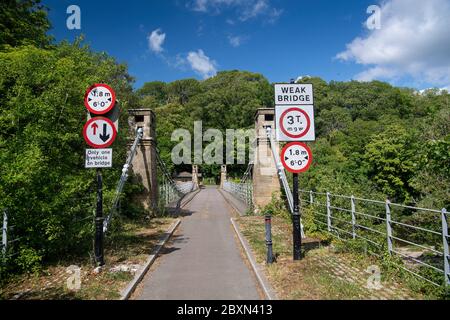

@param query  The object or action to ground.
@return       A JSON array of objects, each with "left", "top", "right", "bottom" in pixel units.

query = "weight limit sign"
[
  {"left": 281, "top": 142, "right": 313, "bottom": 173},
  {"left": 280, "top": 107, "right": 311, "bottom": 139}
]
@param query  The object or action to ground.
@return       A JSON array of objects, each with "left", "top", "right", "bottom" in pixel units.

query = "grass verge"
[
  {"left": 236, "top": 215, "right": 426, "bottom": 300},
  {"left": 0, "top": 217, "right": 175, "bottom": 300}
]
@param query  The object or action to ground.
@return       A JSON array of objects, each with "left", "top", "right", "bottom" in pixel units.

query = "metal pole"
[
  {"left": 310, "top": 190, "right": 313, "bottom": 204},
  {"left": 326, "top": 192, "right": 332, "bottom": 232},
  {"left": 265, "top": 214, "right": 273, "bottom": 264},
  {"left": 266, "top": 127, "right": 305, "bottom": 238},
  {"left": 441, "top": 208, "right": 449, "bottom": 286},
  {"left": 293, "top": 173, "right": 302, "bottom": 260},
  {"left": 385, "top": 200, "right": 393, "bottom": 255},
  {"left": 351, "top": 196, "right": 356, "bottom": 240},
  {"left": 95, "top": 169, "right": 105, "bottom": 266},
  {"left": 2, "top": 209, "right": 7, "bottom": 256}
]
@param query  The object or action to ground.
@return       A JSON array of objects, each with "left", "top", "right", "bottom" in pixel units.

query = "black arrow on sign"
[{"left": 99, "top": 124, "right": 110, "bottom": 142}]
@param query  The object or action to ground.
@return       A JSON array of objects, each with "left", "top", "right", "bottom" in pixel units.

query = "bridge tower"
[
  {"left": 192, "top": 165, "right": 199, "bottom": 187},
  {"left": 253, "top": 108, "right": 281, "bottom": 211},
  {"left": 220, "top": 165, "right": 227, "bottom": 188},
  {"left": 128, "top": 109, "right": 158, "bottom": 211}
]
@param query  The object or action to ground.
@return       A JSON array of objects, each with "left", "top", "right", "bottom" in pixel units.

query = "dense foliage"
[
  {"left": 138, "top": 71, "right": 273, "bottom": 178},
  {"left": 0, "top": 0, "right": 52, "bottom": 48},
  {"left": 0, "top": 41, "right": 139, "bottom": 273},
  {"left": 139, "top": 76, "right": 449, "bottom": 210}
]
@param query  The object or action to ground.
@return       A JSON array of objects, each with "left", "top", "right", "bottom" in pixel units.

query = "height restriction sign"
[
  {"left": 84, "top": 84, "right": 116, "bottom": 115},
  {"left": 281, "top": 142, "right": 313, "bottom": 173},
  {"left": 83, "top": 117, "right": 117, "bottom": 148}
]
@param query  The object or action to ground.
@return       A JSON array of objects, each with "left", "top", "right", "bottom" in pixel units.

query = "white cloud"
[
  {"left": 147, "top": 28, "right": 166, "bottom": 53},
  {"left": 228, "top": 35, "right": 246, "bottom": 47},
  {"left": 296, "top": 75, "right": 312, "bottom": 82},
  {"left": 239, "top": 0, "right": 268, "bottom": 21},
  {"left": 186, "top": 49, "right": 217, "bottom": 79},
  {"left": 189, "top": 0, "right": 282, "bottom": 22},
  {"left": 336, "top": 0, "right": 450, "bottom": 87}
]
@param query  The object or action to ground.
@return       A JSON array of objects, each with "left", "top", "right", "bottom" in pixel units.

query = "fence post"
[
  {"left": 165, "top": 182, "right": 169, "bottom": 205},
  {"left": 351, "top": 196, "right": 356, "bottom": 240},
  {"left": 441, "top": 208, "right": 449, "bottom": 286},
  {"left": 2, "top": 209, "right": 7, "bottom": 256},
  {"left": 326, "top": 192, "right": 332, "bottom": 232},
  {"left": 310, "top": 191, "right": 313, "bottom": 204},
  {"left": 385, "top": 200, "right": 393, "bottom": 255}
]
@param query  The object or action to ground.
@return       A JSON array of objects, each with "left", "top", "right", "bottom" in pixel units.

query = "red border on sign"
[
  {"left": 280, "top": 142, "right": 313, "bottom": 173},
  {"left": 279, "top": 107, "right": 311, "bottom": 139},
  {"left": 84, "top": 83, "right": 116, "bottom": 115},
  {"left": 83, "top": 117, "right": 117, "bottom": 148}
]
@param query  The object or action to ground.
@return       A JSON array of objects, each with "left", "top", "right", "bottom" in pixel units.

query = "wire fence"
[{"left": 299, "top": 190, "right": 449, "bottom": 287}]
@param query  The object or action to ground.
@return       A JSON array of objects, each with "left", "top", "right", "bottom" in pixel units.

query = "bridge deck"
[{"left": 135, "top": 186, "right": 262, "bottom": 300}]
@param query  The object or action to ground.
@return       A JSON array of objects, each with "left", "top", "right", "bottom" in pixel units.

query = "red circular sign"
[
  {"left": 279, "top": 107, "right": 311, "bottom": 139},
  {"left": 280, "top": 142, "right": 313, "bottom": 173},
  {"left": 84, "top": 83, "right": 116, "bottom": 115},
  {"left": 83, "top": 117, "right": 117, "bottom": 148}
]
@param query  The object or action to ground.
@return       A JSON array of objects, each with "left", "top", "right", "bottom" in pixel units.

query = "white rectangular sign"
[
  {"left": 85, "top": 148, "right": 113, "bottom": 168},
  {"left": 275, "top": 105, "right": 316, "bottom": 142},
  {"left": 274, "top": 84, "right": 314, "bottom": 105}
]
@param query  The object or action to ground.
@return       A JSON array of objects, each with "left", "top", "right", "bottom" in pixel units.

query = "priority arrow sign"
[{"left": 83, "top": 117, "right": 117, "bottom": 148}]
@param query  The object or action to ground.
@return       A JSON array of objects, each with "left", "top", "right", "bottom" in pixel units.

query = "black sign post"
[
  {"left": 94, "top": 168, "right": 105, "bottom": 266},
  {"left": 292, "top": 173, "right": 302, "bottom": 260}
]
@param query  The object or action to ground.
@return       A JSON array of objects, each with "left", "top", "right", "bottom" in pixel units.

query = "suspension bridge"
[{"left": 2, "top": 108, "right": 449, "bottom": 299}]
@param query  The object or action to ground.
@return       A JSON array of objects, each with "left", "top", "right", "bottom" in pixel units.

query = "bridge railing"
[
  {"left": 299, "top": 189, "right": 449, "bottom": 287},
  {"left": 175, "top": 181, "right": 195, "bottom": 194},
  {"left": 223, "top": 180, "right": 253, "bottom": 208},
  {"left": 154, "top": 148, "right": 197, "bottom": 211}
]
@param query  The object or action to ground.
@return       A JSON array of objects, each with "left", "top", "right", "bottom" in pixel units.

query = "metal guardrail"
[
  {"left": 300, "top": 190, "right": 449, "bottom": 287},
  {"left": 1, "top": 209, "right": 22, "bottom": 261},
  {"left": 2, "top": 209, "right": 7, "bottom": 256},
  {"left": 223, "top": 180, "right": 253, "bottom": 207}
]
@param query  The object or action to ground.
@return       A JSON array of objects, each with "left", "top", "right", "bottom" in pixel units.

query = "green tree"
[
  {"left": 0, "top": 41, "right": 138, "bottom": 271},
  {"left": 363, "top": 125, "right": 417, "bottom": 202},
  {"left": 0, "top": 0, "right": 52, "bottom": 48}
]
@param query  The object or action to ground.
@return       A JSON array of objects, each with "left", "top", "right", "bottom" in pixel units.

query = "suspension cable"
[{"left": 103, "top": 128, "right": 143, "bottom": 233}]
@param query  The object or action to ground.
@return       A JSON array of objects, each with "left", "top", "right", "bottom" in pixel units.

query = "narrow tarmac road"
[{"left": 136, "top": 186, "right": 261, "bottom": 300}]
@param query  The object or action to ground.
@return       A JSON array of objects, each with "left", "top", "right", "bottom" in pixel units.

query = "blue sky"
[{"left": 43, "top": 0, "right": 450, "bottom": 91}]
